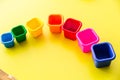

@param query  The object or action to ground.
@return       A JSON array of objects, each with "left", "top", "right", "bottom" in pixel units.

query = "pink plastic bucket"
[{"left": 76, "top": 28, "right": 99, "bottom": 53}]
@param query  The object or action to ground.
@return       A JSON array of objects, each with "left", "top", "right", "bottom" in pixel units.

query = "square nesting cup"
[
  {"left": 48, "top": 14, "right": 63, "bottom": 33},
  {"left": 1, "top": 32, "right": 14, "bottom": 48},
  {"left": 63, "top": 18, "right": 82, "bottom": 40},
  {"left": 76, "top": 28, "right": 99, "bottom": 53},
  {"left": 26, "top": 18, "right": 43, "bottom": 38},
  {"left": 11, "top": 25, "right": 27, "bottom": 43},
  {"left": 91, "top": 42, "right": 116, "bottom": 68}
]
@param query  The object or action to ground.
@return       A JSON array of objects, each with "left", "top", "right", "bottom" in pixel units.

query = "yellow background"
[{"left": 0, "top": 0, "right": 120, "bottom": 80}]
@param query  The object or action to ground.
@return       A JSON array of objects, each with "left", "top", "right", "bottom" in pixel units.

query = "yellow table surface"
[{"left": 0, "top": 0, "right": 120, "bottom": 80}]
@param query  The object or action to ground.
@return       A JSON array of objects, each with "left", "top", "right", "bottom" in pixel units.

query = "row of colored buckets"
[{"left": 0, "top": 14, "right": 116, "bottom": 68}]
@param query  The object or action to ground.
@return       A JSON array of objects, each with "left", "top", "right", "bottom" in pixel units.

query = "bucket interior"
[
  {"left": 77, "top": 29, "right": 98, "bottom": 44},
  {"left": 27, "top": 18, "right": 41, "bottom": 29},
  {"left": 93, "top": 43, "right": 114, "bottom": 59},
  {"left": 12, "top": 25, "right": 25, "bottom": 36},
  {"left": 1, "top": 33, "right": 12, "bottom": 42},
  {"left": 49, "top": 15, "right": 62, "bottom": 25},
  {"left": 63, "top": 18, "right": 81, "bottom": 32}
]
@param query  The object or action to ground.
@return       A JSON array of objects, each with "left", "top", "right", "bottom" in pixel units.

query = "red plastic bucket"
[{"left": 63, "top": 18, "right": 82, "bottom": 40}]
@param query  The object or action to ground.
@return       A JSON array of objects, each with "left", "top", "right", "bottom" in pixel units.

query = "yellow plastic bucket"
[{"left": 26, "top": 18, "right": 43, "bottom": 38}]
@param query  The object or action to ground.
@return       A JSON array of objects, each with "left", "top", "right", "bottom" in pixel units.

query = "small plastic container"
[
  {"left": 1, "top": 32, "right": 14, "bottom": 48},
  {"left": 48, "top": 14, "right": 63, "bottom": 33},
  {"left": 11, "top": 25, "right": 27, "bottom": 43},
  {"left": 91, "top": 42, "right": 116, "bottom": 68},
  {"left": 63, "top": 18, "right": 82, "bottom": 40},
  {"left": 76, "top": 28, "right": 99, "bottom": 53},
  {"left": 26, "top": 18, "right": 43, "bottom": 38}
]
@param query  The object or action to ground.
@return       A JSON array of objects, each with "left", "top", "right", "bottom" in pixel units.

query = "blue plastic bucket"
[
  {"left": 1, "top": 32, "right": 14, "bottom": 48},
  {"left": 91, "top": 42, "right": 116, "bottom": 68}
]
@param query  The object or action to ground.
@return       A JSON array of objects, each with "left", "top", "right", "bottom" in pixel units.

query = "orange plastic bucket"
[{"left": 48, "top": 14, "right": 63, "bottom": 33}]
